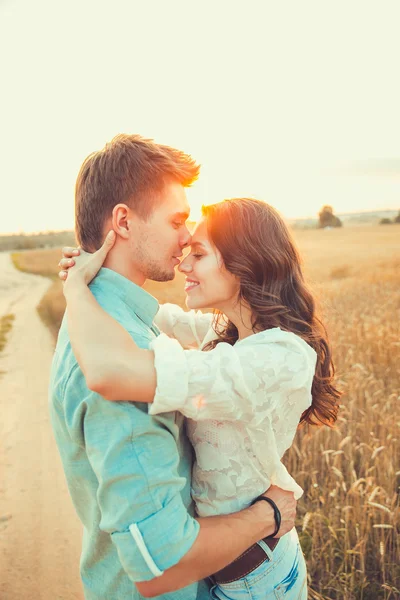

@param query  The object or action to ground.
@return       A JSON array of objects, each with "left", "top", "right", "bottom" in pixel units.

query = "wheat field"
[{"left": 11, "top": 224, "right": 400, "bottom": 599}]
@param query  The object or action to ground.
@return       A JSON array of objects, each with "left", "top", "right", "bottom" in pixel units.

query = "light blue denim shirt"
[{"left": 49, "top": 268, "right": 210, "bottom": 600}]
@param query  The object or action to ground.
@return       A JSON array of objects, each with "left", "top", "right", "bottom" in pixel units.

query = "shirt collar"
[{"left": 90, "top": 267, "right": 159, "bottom": 328}]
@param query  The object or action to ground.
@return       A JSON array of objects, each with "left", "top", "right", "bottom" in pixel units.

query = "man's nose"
[{"left": 180, "top": 227, "right": 192, "bottom": 249}]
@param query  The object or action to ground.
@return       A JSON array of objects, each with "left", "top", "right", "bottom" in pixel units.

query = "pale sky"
[{"left": 1, "top": 0, "right": 400, "bottom": 233}]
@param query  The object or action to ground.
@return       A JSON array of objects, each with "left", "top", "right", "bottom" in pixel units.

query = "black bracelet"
[{"left": 250, "top": 495, "right": 281, "bottom": 537}]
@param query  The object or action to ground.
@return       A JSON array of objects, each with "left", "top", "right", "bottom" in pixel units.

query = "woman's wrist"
[
  {"left": 250, "top": 495, "right": 281, "bottom": 537},
  {"left": 247, "top": 498, "right": 276, "bottom": 538},
  {"left": 63, "top": 276, "right": 88, "bottom": 300}
]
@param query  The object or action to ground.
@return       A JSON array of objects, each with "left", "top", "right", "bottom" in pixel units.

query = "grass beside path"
[
  {"left": 11, "top": 249, "right": 66, "bottom": 341},
  {"left": 0, "top": 313, "right": 15, "bottom": 353}
]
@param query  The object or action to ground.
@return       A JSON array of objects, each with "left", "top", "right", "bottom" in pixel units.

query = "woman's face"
[{"left": 178, "top": 219, "right": 240, "bottom": 310}]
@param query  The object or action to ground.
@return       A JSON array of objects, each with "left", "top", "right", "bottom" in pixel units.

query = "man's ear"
[{"left": 111, "top": 204, "right": 134, "bottom": 240}]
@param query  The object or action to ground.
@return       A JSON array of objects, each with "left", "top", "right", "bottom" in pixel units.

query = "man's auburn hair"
[{"left": 75, "top": 134, "right": 200, "bottom": 251}]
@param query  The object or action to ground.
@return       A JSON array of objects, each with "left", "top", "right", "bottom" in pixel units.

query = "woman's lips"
[{"left": 184, "top": 279, "right": 200, "bottom": 292}]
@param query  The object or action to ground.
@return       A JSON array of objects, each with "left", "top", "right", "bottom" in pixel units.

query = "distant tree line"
[{"left": 0, "top": 230, "right": 76, "bottom": 252}]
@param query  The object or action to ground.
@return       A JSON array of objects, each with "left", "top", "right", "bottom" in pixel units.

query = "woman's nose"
[{"left": 178, "top": 259, "right": 192, "bottom": 273}]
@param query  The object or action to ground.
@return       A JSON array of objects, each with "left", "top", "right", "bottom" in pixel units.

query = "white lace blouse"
[{"left": 151, "top": 303, "right": 317, "bottom": 518}]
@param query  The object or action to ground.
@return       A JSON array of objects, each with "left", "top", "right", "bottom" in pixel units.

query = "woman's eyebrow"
[{"left": 191, "top": 241, "right": 206, "bottom": 249}]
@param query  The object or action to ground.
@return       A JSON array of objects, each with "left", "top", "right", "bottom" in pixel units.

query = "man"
[{"left": 50, "top": 134, "right": 297, "bottom": 599}]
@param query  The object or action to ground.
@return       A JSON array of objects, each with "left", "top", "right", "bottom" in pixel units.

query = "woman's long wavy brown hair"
[{"left": 202, "top": 198, "right": 341, "bottom": 427}]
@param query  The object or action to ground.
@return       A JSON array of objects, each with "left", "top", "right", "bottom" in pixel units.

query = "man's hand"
[{"left": 252, "top": 485, "right": 297, "bottom": 538}]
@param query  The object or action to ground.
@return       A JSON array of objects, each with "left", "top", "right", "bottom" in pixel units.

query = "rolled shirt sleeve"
[
  {"left": 63, "top": 365, "right": 199, "bottom": 582},
  {"left": 149, "top": 329, "right": 316, "bottom": 425},
  {"left": 111, "top": 495, "right": 198, "bottom": 581}
]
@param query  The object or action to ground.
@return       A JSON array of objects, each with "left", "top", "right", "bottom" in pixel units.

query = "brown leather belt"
[{"left": 211, "top": 537, "right": 280, "bottom": 585}]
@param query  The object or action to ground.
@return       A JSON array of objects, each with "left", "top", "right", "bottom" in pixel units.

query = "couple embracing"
[{"left": 51, "top": 134, "right": 340, "bottom": 599}]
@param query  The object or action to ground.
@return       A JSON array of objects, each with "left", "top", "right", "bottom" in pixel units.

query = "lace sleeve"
[
  {"left": 148, "top": 329, "right": 316, "bottom": 423},
  {"left": 154, "top": 303, "right": 213, "bottom": 348}
]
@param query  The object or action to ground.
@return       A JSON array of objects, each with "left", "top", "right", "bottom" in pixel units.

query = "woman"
[{"left": 59, "top": 198, "right": 340, "bottom": 599}]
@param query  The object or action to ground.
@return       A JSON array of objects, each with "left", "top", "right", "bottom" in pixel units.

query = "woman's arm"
[
  {"left": 147, "top": 330, "right": 315, "bottom": 422},
  {"left": 66, "top": 276, "right": 314, "bottom": 420},
  {"left": 64, "top": 281, "right": 157, "bottom": 402}
]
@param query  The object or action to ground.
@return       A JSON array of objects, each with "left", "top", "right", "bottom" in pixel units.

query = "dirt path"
[{"left": 0, "top": 252, "right": 83, "bottom": 600}]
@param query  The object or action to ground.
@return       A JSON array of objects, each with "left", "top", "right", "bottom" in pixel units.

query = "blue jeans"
[{"left": 209, "top": 528, "right": 307, "bottom": 600}]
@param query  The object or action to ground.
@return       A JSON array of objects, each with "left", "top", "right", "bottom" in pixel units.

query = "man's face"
[{"left": 131, "top": 181, "right": 192, "bottom": 282}]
